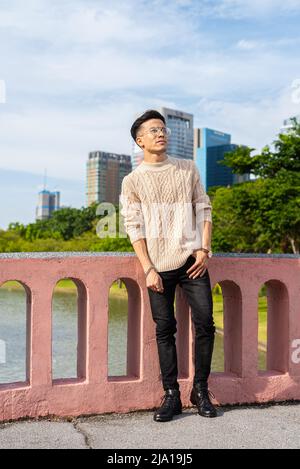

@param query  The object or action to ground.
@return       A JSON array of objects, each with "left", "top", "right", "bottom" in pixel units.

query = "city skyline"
[{"left": 0, "top": 109, "right": 298, "bottom": 230}]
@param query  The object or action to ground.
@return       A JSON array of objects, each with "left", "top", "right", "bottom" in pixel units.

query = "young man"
[{"left": 120, "top": 110, "right": 217, "bottom": 422}]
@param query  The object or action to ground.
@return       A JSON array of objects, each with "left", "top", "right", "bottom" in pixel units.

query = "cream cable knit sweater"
[{"left": 120, "top": 154, "right": 212, "bottom": 272}]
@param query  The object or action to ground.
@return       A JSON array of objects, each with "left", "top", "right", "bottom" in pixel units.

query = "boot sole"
[{"left": 153, "top": 407, "right": 182, "bottom": 422}]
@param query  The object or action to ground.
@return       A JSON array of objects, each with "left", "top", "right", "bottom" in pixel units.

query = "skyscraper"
[
  {"left": 36, "top": 190, "right": 60, "bottom": 221},
  {"left": 160, "top": 107, "right": 194, "bottom": 161},
  {"left": 194, "top": 128, "right": 250, "bottom": 191},
  {"left": 86, "top": 151, "right": 132, "bottom": 206}
]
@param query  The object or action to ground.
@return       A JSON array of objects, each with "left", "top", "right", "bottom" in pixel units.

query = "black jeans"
[{"left": 147, "top": 255, "right": 215, "bottom": 391}]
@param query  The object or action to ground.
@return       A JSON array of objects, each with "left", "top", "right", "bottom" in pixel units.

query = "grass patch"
[{"left": 213, "top": 292, "right": 267, "bottom": 345}]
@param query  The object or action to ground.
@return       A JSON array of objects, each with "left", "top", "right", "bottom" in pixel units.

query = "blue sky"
[{"left": 0, "top": 0, "right": 300, "bottom": 229}]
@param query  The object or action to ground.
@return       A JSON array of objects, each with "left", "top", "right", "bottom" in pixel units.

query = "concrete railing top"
[{"left": 0, "top": 251, "right": 299, "bottom": 259}]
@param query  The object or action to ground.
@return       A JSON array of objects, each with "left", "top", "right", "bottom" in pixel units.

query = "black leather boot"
[
  {"left": 154, "top": 389, "right": 182, "bottom": 422},
  {"left": 190, "top": 383, "right": 218, "bottom": 418}
]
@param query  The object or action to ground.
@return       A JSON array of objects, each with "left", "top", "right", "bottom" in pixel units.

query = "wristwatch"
[{"left": 200, "top": 248, "right": 213, "bottom": 258}]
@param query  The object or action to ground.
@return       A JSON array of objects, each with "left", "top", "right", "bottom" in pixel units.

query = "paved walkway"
[{"left": 0, "top": 403, "right": 300, "bottom": 449}]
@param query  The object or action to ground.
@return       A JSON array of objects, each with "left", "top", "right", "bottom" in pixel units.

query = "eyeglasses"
[{"left": 138, "top": 126, "right": 172, "bottom": 138}]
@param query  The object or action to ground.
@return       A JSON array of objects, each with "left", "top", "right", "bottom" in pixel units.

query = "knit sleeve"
[
  {"left": 190, "top": 161, "right": 212, "bottom": 223},
  {"left": 120, "top": 175, "right": 146, "bottom": 244}
]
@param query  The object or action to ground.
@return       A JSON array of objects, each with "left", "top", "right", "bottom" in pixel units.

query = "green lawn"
[{"left": 212, "top": 292, "right": 267, "bottom": 345}]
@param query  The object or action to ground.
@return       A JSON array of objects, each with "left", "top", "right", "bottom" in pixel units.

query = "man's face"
[{"left": 136, "top": 119, "right": 168, "bottom": 153}]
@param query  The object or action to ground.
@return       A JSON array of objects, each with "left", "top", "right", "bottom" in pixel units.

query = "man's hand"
[
  {"left": 186, "top": 250, "right": 209, "bottom": 279},
  {"left": 146, "top": 269, "right": 164, "bottom": 293}
]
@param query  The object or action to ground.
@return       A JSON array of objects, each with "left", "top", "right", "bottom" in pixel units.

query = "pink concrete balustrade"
[{"left": 0, "top": 252, "right": 300, "bottom": 422}]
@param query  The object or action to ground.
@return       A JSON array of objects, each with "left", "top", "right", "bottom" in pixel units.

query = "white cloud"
[
  {"left": 0, "top": 0, "right": 204, "bottom": 49},
  {"left": 196, "top": 85, "right": 300, "bottom": 151},
  {"left": 0, "top": 92, "right": 178, "bottom": 179},
  {"left": 236, "top": 37, "right": 300, "bottom": 52},
  {"left": 236, "top": 40, "right": 261, "bottom": 50},
  {"left": 0, "top": 0, "right": 300, "bottom": 182},
  {"left": 210, "top": 0, "right": 300, "bottom": 19}
]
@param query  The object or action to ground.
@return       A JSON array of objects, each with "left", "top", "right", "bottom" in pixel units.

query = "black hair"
[{"left": 130, "top": 109, "right": 166, "bottom": 142}]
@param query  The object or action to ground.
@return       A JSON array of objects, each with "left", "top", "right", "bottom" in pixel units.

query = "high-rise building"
[
  {"left": 160, "top": 107, "right": 194, "bottom": 161},
  {"left": 36, "top": 190, "right": 60, "bottom": 221},
  {"left": 194, "top": 128, "right": 250, "bottom": 191},
  {"left": 86, "top": 151, "right": 132, "bottom": 206}
]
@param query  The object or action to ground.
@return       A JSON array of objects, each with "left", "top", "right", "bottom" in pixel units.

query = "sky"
[{"left": 0, "top": 0, "right": 300, "bottom": 229}]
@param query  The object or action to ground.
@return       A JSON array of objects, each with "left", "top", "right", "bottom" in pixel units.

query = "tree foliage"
[{"left": 212, "top": 119, "right": 300, "bottom": 253}]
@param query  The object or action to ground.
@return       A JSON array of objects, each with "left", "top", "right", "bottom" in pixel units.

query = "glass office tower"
[{"left": 194, "top": 128, "right": 250, "bottom": 191}]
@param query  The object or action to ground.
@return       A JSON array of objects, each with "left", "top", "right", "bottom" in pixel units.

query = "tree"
[
  {"left": 212, "top": 119, "right": 300, "bottom": 253},
  {"left": 220, "top": 118, "right": 300, "bottom": 178}
]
